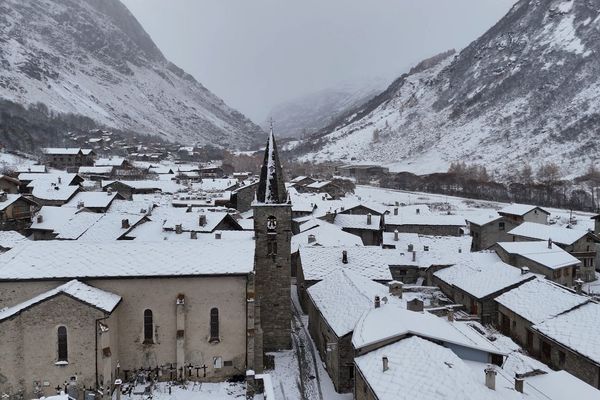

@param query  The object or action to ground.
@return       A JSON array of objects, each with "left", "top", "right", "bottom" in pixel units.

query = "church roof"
[{"left": 256, "top": 128, "right": 287, "bottom": 204}]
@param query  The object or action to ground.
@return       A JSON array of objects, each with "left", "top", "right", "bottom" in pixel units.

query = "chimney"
[
  {"left": 394, "top": 207, "right": 398, "bottom": 216},
  {"left": 57, "top": 177, "right": 62, "bottom": 184},
  {"left": 374, "top": 296, "right": 381, "bottom": 308},
  {"left": 520, "top": 267, "right": 530, "bottom": 275},
  {"left": 342, "top": 250, "right": 348, "bottom": 264},
  {"left": 107, "top": 188, "right": 113, "bottom": 195},
  {"left": 548, "top": 238, "right": 553, "bottom": 249},
  {"left": 308, "top": 234, "right": 316, "bottom": 244},
  {"left": 190, "top": 231, "right": 197, "bottom": 240},
  {"left": 458, "top": 248, "right": 462, "bottom": 253},
  {"left": 175, "top": 224, "right": 183, "bottom": 234},
  {"left": 215, "top": 232, "right": 222, "bottom": 240},
  {"left": 121, "top": 219, "right": 130, "bottom": 229},
  {"left": 416, "top": 208, "right": 420, "bottom": 215},
  {"left": 514, "top": 377, "right": 524, "bottom": 394},
  {"left": 186, "top": 205, "right": 192, "bottom": 213},
  {"left": 394, "top": 229, "right": 399, "bottom": 241},
  {"left": 447, "top": 308, "right": 454, "bottom": 322},
  {"left": 575, "top": 278, "right": 583, "bottom": 294},
  {"left": 485, "top": 366, "right": 497, "bottom": 390},
  {"left": 0, "top": 192, "right": 7, "bottom": 202},
  {"left": 382, "top": 356, "right": 389, "bottom": 372},
  {"left": 388, "top": 281, "right": 403, "bottom": 298},
  {"left": 407, "top": 243, "right": 414, "bottom": 252},
  {"left": 407, "top": 298, "right": 424, "bottom": 312},
  {"left": 199, "top": 214, "right": 207, "bottom": 226},
  {"left": 412, "top": 251, "right": 416, "bottom": 262},
  {"left": 367, "top": 213, "right": 372, "bottom": 225},
  {"left": 36, "top": 214, "right": 43, "bottom": 223}
]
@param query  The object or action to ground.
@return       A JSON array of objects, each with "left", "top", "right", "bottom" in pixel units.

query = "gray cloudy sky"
[{"left": 122, "top": 0, "right": 516, "bottom": 122}]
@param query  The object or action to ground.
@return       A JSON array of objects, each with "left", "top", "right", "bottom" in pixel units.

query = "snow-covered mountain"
[
  {"left": 265, "top": 78, "right": 388, "bottom": 138},
  {"left": 299, "top": 0, "right": 600, "bottom": 177},
  {"left": 0, "top": 0, "right": 263, "bottom": 148}
]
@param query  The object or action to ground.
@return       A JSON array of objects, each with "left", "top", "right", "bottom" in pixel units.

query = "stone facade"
[
  {"left": 354, "top": 368, "right": 378, "bottom": 400},
  {"left": 469, "top": 218, "right": 516, "bottom": 251},
  {"left": 253, "top": 204, "right": 292, "bottom": 352},
  {"left": 385, "top": 223, "right": 464, "bottom": 237}
]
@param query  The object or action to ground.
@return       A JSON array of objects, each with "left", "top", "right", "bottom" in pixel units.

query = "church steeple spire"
[{"left": 256, "top": 123, "right": 287, "bottom": 204}]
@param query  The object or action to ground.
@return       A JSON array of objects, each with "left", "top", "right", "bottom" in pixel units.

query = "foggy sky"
[{"left": 122, "top": 0, "right": 516, "bottom": 122}]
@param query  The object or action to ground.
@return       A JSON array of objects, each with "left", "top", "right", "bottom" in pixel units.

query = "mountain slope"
[
  {"left": 265, "top": 78, "right": 388, "bottom": 138},
  {"left": 300, "top": 0, "right": 600, "bottom": 177},
  {"left": 0, "top": 0, "right": 263, "bottom": 148}
]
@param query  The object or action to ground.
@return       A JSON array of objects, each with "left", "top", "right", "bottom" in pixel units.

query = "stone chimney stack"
[
  {"left": 575, "top": 278, "right": 583, "bottom": 294},
  {"left": 412, "top": 251, "right": 416, "bottom": 262},
  {"left": 37, "top": 214, "right": 43, "bottom": 223},
  {"left": 190, "top": 231, "right": 197, "bottom": 240},
  {"left": 408, "top": 243, "right": 414, "bottom": 252},
  {"left": 514, "top": 377, "right": 524, "bottom": 393},
  {"left": 416, "top": 208, "right": 420, "bottom": 215},
  {"left": 121, "top": 219, "right": 130, "bottom": 229},
  {"left": 342, "top": 250, "right": 348, "bottom": 264},
  {"left": 175, "top": 224, "right": 183, "bottom": 234},
  {"left": 57, "top": 176, "right": 62, "bottom": 184},
  {"left": 394, "top": 207, "right": 398, "bottom": 216},
  {"left": 374, "top": 296, "right": 381, "bottom": 308},
  {"left": 485, "top": 366, "right": 497, "bottom": 390},
  {"left": 215, "top": 232, "right": 222, "bottom": 240},
  {"left": 407, "top": 299, "right": 424, "bottom": 312},
  {"left": 548, "top": 238, "right": 553, "bottom": 249},
  {"left": 382, "top": 356, "right": 389, "bottom": 372},
  {"left": 447, "top": 308, "right": 454, "bottom": 322},
  {"left": 388, "top": 281, "right": 403, "bottom": 298},
  {"left": 520, "top": 267, "right": 530, "bottom": 275},
  {"left": 367, "top": 213, "right": 372, "bottom": 225},
  {"left": 199, "top": 214, "right": 207, "bottom": 226},
  {"left": 394, "top": 229, "right": 399, "bottom": 241},
  {"left": 308, "top": 234, "right": 316, "bottom": 244}
]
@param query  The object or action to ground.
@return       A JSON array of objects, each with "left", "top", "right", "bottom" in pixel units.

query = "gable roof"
[
  {"left": 508, "top": 222, "right": 592, "bottom": 246},
  {"left": 433, "top": 258, "right": 536, "bottom": 299},
  {"left": 496, "top": 279, "right": 589, "bottom": 324},
  {"left": 333, "top": 214, "right": 382, "bottom": 231},
  {"left": 0, "top": 280, "right": 121, "bottom": 322},
  {"left": 0, "top": 239, "right": 255, "bottom": 280},
  {"left": 292, "top": 222, "right": 363, "bottom": 253},
  {"left": 499, "top": 204, "right": 550, "bottom": 217},
  {"left": 495, "top": 241, "right": 581, "bottom": 269},
  {"left": 299, "top": 246, "right": 392, "bottom": 281}
]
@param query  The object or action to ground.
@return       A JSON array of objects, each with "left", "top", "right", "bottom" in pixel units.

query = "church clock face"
[{"left": 267, "top": 216, "right": 277, "bottom": 232}]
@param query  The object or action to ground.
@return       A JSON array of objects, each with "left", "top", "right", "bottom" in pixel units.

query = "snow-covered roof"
[
  {"left": 190, "top": 178, "right": 238, "bottom": 192},
  {"left": 354, "top": 337, "right": 510, "bottom": 400},
  {"left": 76, "top": 213, "right": 147, "bottom": 242},
  {"left": 499, "top": 203, "right": 549, "bottom": 217},
  {"left": 95, "top": 157, "right": 126, "bottom": 167},
  {"left": 526, "top": 371, "right": 600, "bottom": 400},
  {"left": 306, "top": 180, "right": 332, "bottom": 189},
  {"left": 496, "top": 241, "right": 581, "bottom": 269},
  {"left": 307, "top": 269, "right": 397, "bottom": 337},
  {"left": 64, "top": 191, "right": 119, "bottom": 210},
  {"left": 383, "top": 233, "right": 472, "bottom": 265},
  {"left": 290, "top": 175, "right": 310, "bottom": 183},
  {"left": 496, "top": 279, "right": 589, "bottom": 324},
  {"left": 299, "top": 246, "right": 392, "bottom": 281},
  {"left": 15, "top": 164, "right": 46, "bottom": 173},
  {"left": 163, "top": 210, "right": 240, "bottom": 233},
  {"left": 434, "top": 258, "right": 536, "bottom": 299},
  {"left": 42, "top": 147, "right": 84, "bottom": 155},
  {"left": 0, "top": 193, "right": 23, "bottom": 211},
  {"left": 352, "top": 304, "right": 501, "bottom": 354},
  {"left": 292, "top": 222, "right": 363, "bottom": 253},
  {"left": 533, "top": 302, "right": 600, "bottom": 365},
  {"left": 0, "top": 231, "right": 27, "bottom": 249},
  {"left": 508, "top": 222, "right": 589, "bottom": 245},
  {"left": 0, "top": 239, "right": 255, "bottom": 280},
  {"left": 385, "top": 214, "right": 466, "bottom": 227},
  {"left": 0, "top": 280, "right": 121, "bottom": 321},
  {"left": 333, "top": 214, "right": 381, "bottom": 230},
  {"left": 78, "top": 166, "right": 113, "bottom": 175},
  {"left": 466, "top": 212, "right": 502, "bottom": 226},
  {"left": 102, "top": 180, "right": 182, "bottom": 193},
  {"left": 31, "top": 183, "right": 79, "bottom": 202}
]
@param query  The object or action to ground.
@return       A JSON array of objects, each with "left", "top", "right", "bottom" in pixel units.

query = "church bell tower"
[{"left": 253, "top": 125, "right": 292, "bottom": 353}]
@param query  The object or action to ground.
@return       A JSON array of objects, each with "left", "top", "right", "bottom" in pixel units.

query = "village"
[{"left": 0, "top": 133, "right": 599, "bottom": 400}]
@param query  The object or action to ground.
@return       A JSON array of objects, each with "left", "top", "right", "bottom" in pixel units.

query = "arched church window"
[
  {"left": 57, "top": 326, "right": 68, "bottom": 361},
  {"left": 143, "top": 309, "right": 154, "bottom": 343},
  {"left": 210, "top": 308, "right": 219, "bottom": 342}
]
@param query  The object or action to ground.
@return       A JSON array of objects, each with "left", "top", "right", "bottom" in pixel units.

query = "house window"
[
  {"left": 210, "top": 308, "right": 219, "bottom": 342},
  {"left": 143, "top": 309, "right": 153, "bottom": 344},
  {"left": 213, "top": 356, "right": 223, "bottom": 369},
  {"left": 57, "top": 326, "right": 68, "bottom": 362},
  {"left": 499, "top": 222, "right": 505, "bottom": 231}
]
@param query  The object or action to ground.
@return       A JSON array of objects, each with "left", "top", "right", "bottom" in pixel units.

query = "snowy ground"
[{"left": 119, "top": 381, "right": 246, "bottom": 400}]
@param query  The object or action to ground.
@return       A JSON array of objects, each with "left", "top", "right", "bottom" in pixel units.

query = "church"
[{"left": 0, "top": 131, "right": 291, "bottom": 400}]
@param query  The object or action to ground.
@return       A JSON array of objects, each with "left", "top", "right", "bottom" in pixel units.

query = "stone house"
[
  {"left": 301, "top": 181, "right": 345, "bottom": 199},
  {"left": 432, "top": 257, "right": 536, "bottom": 324},
  {"left": 494, "top": 241, "right": 581, "bottom": 287},
  {"left": 531, "top": 302, "right": 600, "bottom": 389},
  {"left": 498, "top": 204, "right": 550, "bottom": 225},
  {"left": 467, "top": 214, "right": 515, "bottom": 251},
  {"left": 0, "top": 193, "right": 38, "bottom": 231},
  {"left": 332, "top": 213, "right": 383, "bottom": 246},
  {"left": 338, "top": 203, "right": 386, "bottom": 216},
  {"left": 495, "top": 279, "right": 589, "bottom": 354},
  {"left": 335, "top": 164, "right": 389, "bottom": 184},
  {"left": 78, "top": 166, "right": 115, "bottom": 181},
  {"left": 42, "top": 148, "right": 95, "bottom": 170},
  {"left": 385, "top": 214, "right": 466, "bottom": 237},
  {"left": 508, "top": 222, "right": 600, "bottom": 282},
  {"left": 231, "top": 181, "right": 259, "bottom": 212},
  {"left": 296, "top": 246, "right": 392, "bottom": 311},
  {"left": 290, "top": 176, "right": 316, "bottom": 187}
]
